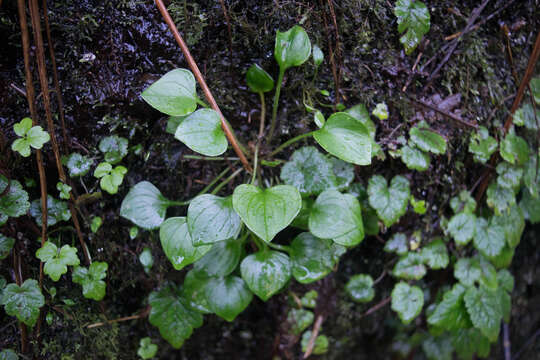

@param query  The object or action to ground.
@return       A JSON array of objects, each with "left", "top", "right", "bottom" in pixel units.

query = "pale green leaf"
[
  {"left": 0, "top": 234, "right": 15, "bottom": 260},
  {"left": 468, "top": 126, "right": 498, "bottom": 164},
  {"left": 368, "top": 175, "right": 410, "bottom": 227},
  {"left": 384, "top": 233, "right": 408, "bottom": 255},
  {"left": 391, "top": 282, "right": 424, "bottom": 324},
  {"left": 66, "top": 153, "right": 93, "bottom": 177},
  {"left": 301, "top": 331, "right": 329, "bottom": 355},
  {"left": 175, "top": 109, "right": 227, "bottom": 157},
  {"left": 400, "top": 145, "right": 430, "bottom": 171},
  {"left": 120, "top": 181, "right": 172, "bottom": 230},
  {"left": 29, "top": 195, "right": 71, "bottom": 227},
  {"left": 137, "top": 337, "right": 158, "bottom": 359},
  {"left": 0, "top": 176, "right": 30, "bottom": 219},
  {"left": 204, "top": 276, "right": 253, "bottom": 322},
  {"left": 345, "top": 274, "right": 375, "bottom": 303},
  {"left": 274, "top": 25, "right": 311, "bottom": 70},
  {"left": 1, "top": 279, "right": 44, "bottom": 327},
  {"left": 240, "top": 250, "right": 291, "bottom": 301},
  {"left": 500, "top": 132, "right": 529, "bottom": 165},
  {"left": 421, "top": 238, "right": 449, "bottom": 269},
  {"left": 427, "top": 283, "right": 472, "bottom": 331},
  {"left": 72, "top": 262, "right": 108, "bottom": 301},
  {"left": 36, "top": 242, "right": 80, "bottom": 282},
  {"left": 393, "top": 253, "right": 426, "bottom": 280},
  {"left": 98, "top": 135, "right": 128, "bottom": 164},
  {"left": 473, "top": 217, "right": 505, "bottom": 258},
  {"left": 447, "top": 212, "right": 476, "bottom": 246},
  {"left": 287, "top": 308, "right": 314, "bottom": 335},
  {"left": 464, "top": 286, "right": 503, "bottom": 342}
]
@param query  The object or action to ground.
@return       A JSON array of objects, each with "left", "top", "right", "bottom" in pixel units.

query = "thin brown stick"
[
  {"left": 17, "top": 0, "right": 48, "bottom": 288},
  {"left": 154, "top": 0, "right": 252, "bottom": 172},
  {"left": 361, "top": 296, "right": 391, "bottom": 318},
  {"left": 303, "top": 314, "right": 324, "bottom": 359},
  {"left": 28, "top": 0, "right": 91, "bottom": 265},
  {"left": 86, "top": 307, "right": 150, "bottom": 328},
  {"left": 41, "top": 0, "right": 69, "bottom": 153},
  {"left": 407, "top": 96, "right": 478, "bottom": 129}
]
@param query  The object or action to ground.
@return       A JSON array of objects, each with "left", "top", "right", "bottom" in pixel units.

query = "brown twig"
[
  {"left": 406, "top": 96, "right": 478, "bottom": 129},
  {"left": 86, "top": 307, "right": 150, "bottom": 328},
  {"left": 28, "top": 0, "right": 91, "bottom": 266},
  {"left": 154, "top": 0, "right": 252, "bottom": 172},
  {"left": 218, "top": 0, "right": 234, "bottom": 66},
  {"left": 303, "top": 314, "right": 324, "bottom": 359},
  {"left": 361, "top": 296, "right": 391, "bottom": 318}
]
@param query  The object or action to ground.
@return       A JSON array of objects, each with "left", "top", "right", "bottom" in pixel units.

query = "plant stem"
[
  {"left": 183, "top": 155, "right": 239, "bottom": 161},
  {"left": 269, "top": 131, "right": 315, "bottom": 157},
  {"left": 211, "top": 168, "right": 243, "bottom": 195},
  {"left": 198, "top": 167, "right": 231, "bottom": 195},
  {"left": 166, "top": 199, "right": 191, "bottom": 206},
  {"left": 267, "top": 68, "right": 285, "bottom": 143},
  {"left": 252, "top": 92, "right": 266, "bottom": 184},
  {"left": 252, "top": 235, "right": 268, "bottom": 252},
  {"left": 196, "top": 97, "right": 210, "bottom": 108},
  {"left": 267, "top": 242, "right": 291, "bottom": 253}
]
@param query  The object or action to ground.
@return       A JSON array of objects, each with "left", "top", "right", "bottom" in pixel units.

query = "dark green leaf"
[
  {"left": 287, "top": 308, "right": 314, "bottom": 335},
  {"left": 0, "top": 234, "right": 15, "bottom": 260},
  {"left": 400, "top": 145, "right": 430, "bottom": 171},
  {"left": 0, "top": 176, "right": 30, "bottom": 219},
  {"left": 175, "top": 109, "right": 228, "bottom": 157},
  {"left": 427, "top": 284, "right": 472, "bottom": 331},
  {"left": 368, "top": 175, "right": 410, "bottom": 227},
  {"left": 500, "top": 132, "right": 529, "bottom": 165},
  {"left": 473, "top": 217, "right": 505, "bottom": 258},
  {"left": 520, "top": 188, "right": 540, "bottom": 224},
  {"left": 447, "top": 212, "right": 476, "bottom": 246},
  {"left": 246, "top": 64, "right": 274, "bottom": 93},
  {"left": 391, "top": 282, "right": 424, "bottom": 324},
  {"left": 451, "top": 328, "right": 491, "bottom": 360},
  {"left": 409, "top": 126, "right": 446, "bottom": 155},
  {"left": 141, "top": 69, "right": 197, "bottom": 116},
  {"left": 345, "top": 274, "right": 375, "bottom": 303},
  {"left": 98, "top": 135, "right": 128, "bottom": 164},
  {"left": 468, "top": 126, "right": 498, "bottom": 164},
  {"left": 491, "top": 205, "right": 524, "bottom": 247},
  {"left": 422, "top": 336, "right": 453, "bottom": 360},
  {"left": 313, "top": 112, "right": 372, "bottom": 165},
  {"left": 120, "top": 181, "right": 171, "bottom": 230},
  {"left": 240, "top": 250, "right": 291, "bottom": 301},
  {"left": 72, "top": 262, "right": 108, "bottom": 301},
  {"left": 393, "top": 253, "right": 426, "bottom": 280},
  {"left": 394, "top": 0, "right": 430, "bottom": 54},
  {"left": 193, "top": 238, "right": 242, "bottom": 277},
  {"left": 148, "top": 283, "right": 203, "bottom": 348},
  {"left": 159, "top": 217, "right": 211, "bottom": 270},
  {"left": 345, "top": 104, "right": 376, "bottom": 138},
  {"left": 274, "top": 25, "right": 311, "bottom": 70},
  {"left": 204, "top": 276, "right": 253, "bottom": 322},
  {"left": 486, "top": 183, "right": 515, "bottom": 216},
  {"left": 232, "top": 184, "right": 301, "bottom": 243},
  {"left": 137, "top": 337, "right": 158, "bottom": 359},
  {"left": 421, "top": 238, "right": 449, "bottom": 269},
  {"left": 1, "top": 279, "right": 44, "bottom": 327},
  {"left": 301, "top": 331, "right": 329, "bottom": 355},
  {"left": 329, "top": 157, "right": 355, "bottom": 190},
  {"left": 29, "top": 195, "right": 71, "bottom": 227},
  {"left": 464, "top": 286, "right": 503, "bottom": 342}
]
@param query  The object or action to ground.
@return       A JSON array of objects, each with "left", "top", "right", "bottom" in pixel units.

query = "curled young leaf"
[{"left": 274, "top": 25, "right": 311, "bottom": 71}]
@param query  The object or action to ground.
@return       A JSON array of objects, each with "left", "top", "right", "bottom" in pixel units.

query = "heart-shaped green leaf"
[
  {"left": 314, "top": 112, "right": 372, "bottom": 166},
  {"left": 240, "top": 250, "right": 291, "bottom": 301},
  {"left": 193, "top": 238, "right": 242, "bottom": 277},
  {"left": 391, "top": 282, "right": 424, "bottom": 324},
  {"left": 187, "top": 194, "right": 242, "bottom": 246},
  {"left": 309, "top": 189, "right": 364, "bottom": 247},
  {"left": 345, "top": 274, "right": 375, "bottom": 303},
  {"left": 473, "top": 217, "right": 505, "bottom": 258},
  {"left": 246, "top": 64, "right": 274, "bottom": 93},
  {"left": 420, "top": 238, "right": 449, "bottom": 270},
  {"left": 204, "top": 276, "right": 253, "bottom": 322},
  {"left": 290, "top": 232, "right": 344, "bottom": 284},
  {"left": 98, "top": 135, "right": 128, "bottom": 164},
  {"left": 280, "top": 147, "right": 337, "bottom": 195},
  {"left": 312, "top": 44, "right": 323, "bottom": 67},
  {"left": 1, "top": 279, "right": 44, "bottom": 327},
  {"left": 141, "top": 68, "right": 197, "bottom": 116},
  {"left": 120, "top": 181, "right": 172, "bottom": 230},
  {"left": 159, "top": 217, "right": 211, "bottom": 270},
  {"left": 345, "top": 104, "right": 376, "bottom": 138},
  {"left": 384, "top": 233, "right": 408, "bottom": 255},
  {"left": 427, "top": 283, "right": 472, "bottom": 331},
  {"left": 447, "top": 212, "right": 476, "bottom": 246},
  {"left": 72, "top": 262, "right": 108, "bottom": 301},
  {"left": 368, "top": 175, "right": 410, "bottom": 227},
  {"left": 392, "top": 253, "right": 426, "bottom": 280},
  {"left": 26, "top": 125, "right": 50, "bottom": 150},
  {"left": 13, "top": 117, "right": 32, "bottom": 136},
  {"left": 36, "top": 242, "right": 80, "bottom": 281},
  {"left": 232, "top": 184, "right": 301, "bottom": 243},
  {"left": 175, "top": 109, "right": 228, "bottom": 157},
  {"left": 464, "top": 285, "right": 503, "bottom": 342},
  {"left": 409, "top": 126, "right": 447, "bottom": 155},
  {"left": 274, "top": 25, "right": 311, "bottom": 71},
  {"left": 148, "top": 283, "right": 203, "bottom": 348},
  {"left": 500, "top": 131, "right": 529, "bottom": 165},
  {"left": 182, "top": 269, "right": 212, "bottom": 314},
  {"left": 287, "top": 308, "right": 314, "bottom": 335},
  {"left": 0, "top": 176, "right": 30, "bottom": 220}
]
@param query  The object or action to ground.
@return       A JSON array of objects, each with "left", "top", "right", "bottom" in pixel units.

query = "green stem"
[
  {"left": 251, "top": 235, "right": 268, "bottom": 252},
  {"left": 267, "top": 242, "right": 291, "bottom": 253},
  {"left": 211, "top": 168, "right": 243, "bottom": 195},
  {"left": 166, "top": 199, "right": 191, "bottom": 206},
  {"left": 269, "top": 131, "right": 315, "bottom": 157},
  {"left": 252, "top": 92, "right": 266, "bottom": 184},
  {"left": 198, "top": 167, "right": 231, "bottom": 196},
  {"left": 267, "top": 68, "right": 285, "bottom": 143},
  {"left": 196, "top": 97, "right": 210, "bottom": 108}
]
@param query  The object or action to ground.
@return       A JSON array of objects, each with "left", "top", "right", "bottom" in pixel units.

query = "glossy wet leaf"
[
  {"left": 301, "top": 331, "right": 329, "bottom": 355},
  {"left": 513, "top": 102, "right": 537, "bottom": 130},
  {"left": 159, "top": 217, "right": 211, "bottom": 270},
  {"left": 421, "top": 238, "right": 448, "bottom": 269},
  {"left": 523, "top": 153, "right": 539, "bottom": 197},
  {"left": 372, "top": 103, "right": 388, "bottom": 120},
  {"left": 204, "top": 276, "right": 253, "bottom": 322},
  {"left": 287, "top": 308, "right": 314, "bottom": 335},
  {"left": 394, "top": 0, "right": 430, "bottom": 54},
  {"left": 491, "top": 205, "right": 524, "bottom": 248},
  {"left": 464, "top": 285, "right": 503, "bottom": 342},
  {"left": 0, "top": 176, "right": 30, "bottom": 220},
  {"left": 473, "top": 217, "right": 505, "bottom": 258},
  {"left": 454, "top": 257, "right": 497, "bottom": 290},
  {"left": 13, "top": 117, "right": 32, "bottom": 136},
  {"left": 120, "top": 181, "right": 172, "bottom": 230},
  {"left": 246, "top": 64, "right": 274, "bottom": 93},
  {"left": 274, "top": 25, "right": 311, "bottom": 71},
  {"left": 400, "top": 145, "right": 430, "bottom": 171},
  {"left": 72, "top": 262, "right": 108, "bottom": 301},
  {"left": 96, "top": 164, "right": 127, "bottom": 195},
  {"left": 141, "top": 68, "right": 197, "bottom": 116},
  {"left": 496, "top": 162, "right": 523, "bottom": 191},
  {"left": 409, "top": 127, "right": 446, "bottom": 155},
  {"left": 90, "top": 216, "right": 102, "bottom": 233},
  {"left": 175, "top": 109, "right": 228, "bottom": 156},
  {"left": 36, "top": 242, "right": 80, "bottom": 281},
  {"left": 410, "top": 197, "right": 427, "bottom": 214},
  {"left": 314, "top": 112, "right": 372, "bottom": 165},
  {"left": 66, "top": 153, "right": 93, "bottom": 177},
  {"left": 193, "top": 238, "right": 242, "bottom": 277},
  {"left": 98, "top": 135, "right": 128, "bottom": 164},
  {"left": 139, "top": 248, "right": 154, "bottom": 274},
  {"left": 330, "top": 157, "right": 355, "bottom": 190},
  {"left": 392, "top": 253, "right": 426, "bottom": 280},
  {"left": 468, "top": 126, "right": 498, "bottom": 163},
  {"left": 182, "top": 269, "right": 212, "bottom": 314},
  {"left": 427, "top": 283, "right": 472, "bottom": 331},
  {"left": 309, "top": 189, "right": 364, "bottom": 246},
  {"left": 447, "top": 212, "right": 476, "bottom": 246},
  {"left": 1, "top": 279, "right": 44, "bottom": 327},
  {"left": 368, "top": 175, "right": 410, "bottom": 227},
  {"left": 0, "top": 234, "right": 15, "bottom": 260},
  {"left": 391, "top": 282, "right": 424, "bottom": 324},
  {"left": 345, "top": 104, "right": 376, "bottom": 138},
  {"left": 148, "top": 283, "right": 203, "bottom": 348},
  {"left": 312, "top": 44, "right": 323, "bottom": 67},
  {"left": 280, "top": 147, "right": 337, "bottom": 195},
  {"left": 187, "top": 194, "right": 241, "bottom": 246},
  {"left": 520, "top": 188, "right": 540, "bottom": 224},
  {"left": 240, "top": 250, "right": 291, "bottom": 301},
  {"left": 486, "top": 183, "right": 515, "bottom": 216},
  {"left": 290, "top": 232, "right": 343, "bottom": 284},
  {"left": 29, "top": 195, "right": 70, "bottom": 227},
  {"left": 232, "top": 184, "right": 301, "bottom": 243},
  {"left": 450, "top": 190, "right": 476, "bottom": 214},
  {"left": 346, "top": 274, "right": 375, "bottom": 303},
  {"left": 452, "top": 328, "right": 491, "bottom": 360},
  {"left": 384, "top": 233, "right": 408, "bottom": 255},
  {"left": 500, "top": 132, "right": 529, "bottom": 165},
  {"left": 137, "top": 337, "right": 158, "bottom": 359},
  {"left": 301, "top": 290, "right": 318, "bottom": 308},
  {"left": 11, "top": 118, "right": 50, "bottom": 157}
]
